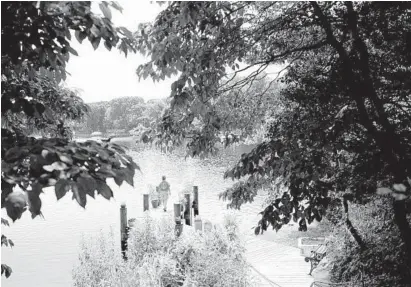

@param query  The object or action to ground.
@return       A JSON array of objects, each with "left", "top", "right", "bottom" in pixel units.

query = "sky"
[
  {"left": 65, "top": 1, "right": 175, "bottom": 103},
  {"left": 64, "top": 1, "right": 285, "bottom": 104}
]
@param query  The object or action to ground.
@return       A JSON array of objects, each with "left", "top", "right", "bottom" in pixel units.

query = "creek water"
[{"left": 2, "top": 144, "right": 270, "bottom": 287}]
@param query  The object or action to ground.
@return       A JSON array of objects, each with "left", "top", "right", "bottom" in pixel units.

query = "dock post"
[
  {"left": 143, "top": 194, "right": 149, "bottom": 211},
  {"left": 120, "top": 204, "right": 127, "bottom": 259},
  {"left": 193, "top": 186, "right": 199, "bottom": 217},
  {"left": 194, "top": 216, "right": 202, "bottom": 232},
  {"left": 184, "top": 193, "right": 192, "bottom": 226},
  {"left": 174, "top": 203, "right": 183, "bottom": 236}
]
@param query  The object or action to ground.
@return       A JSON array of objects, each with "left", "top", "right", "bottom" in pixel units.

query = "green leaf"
[
  {"left": 104, "top": 40, "right": 112, "bottom": 51},
  {"left": 1, "top": 264, "right": 12, "bottom": 278},
  {"left": 96, "top": 180, "right": 113, "bottom": 200},
  {"left": 43, "top": 161, "right": 67, "bottom": 172},
  {"left": 55, "top": 179, "right": 70, "bottom": 200},
  {"left": 110, "top": 143, "right": 126, "bottom": 154},
  {"left": 376, "top": 187, "right": 393, "bottom": 196},
  {"left": 392, "top": 193, "right": 408, "bottom": 201},
  {"left": 42, "top": 108, "right": 54, "bottom": 122},
  {"left": 109, "top": 1, "right": 123, "bottom": 13},
  {"left": 3, "top": 192, "right": 27, "bottom": 222},
  {"left": 92, "top": 37, "right": 101, "bottom": 50},
  {"left": 122, "top": 168, "right": 134, "bottom": 186},
  {"left": 67, "top": 46, "right": 78, "bottom": 56},
  {"left": 393, "top": 183, "right": 407, "bottom": 193},
  {"left": 75, "top": 30, "right": 86, "bottom": 43},
  {"left": 34, "top": 103, "right": 46, "bottom": 115},
  {"left": 119, "top": 40, "right": 128, "bottom": 57},
  {"left": 99, "top": 3, "right": 112, "bottom": 20},
  {"left": 27, "top": 183, "right": 42, "bottom": 218},
  {"left": 1, "top": 181, "right": 14, "bottom": 209},
  {"left": 65, "top": 28, "right": 71, "bottom": 40},
  {"left": 90, "top": 25, "right": 100, "bottom": 37},
  {"left": 4, "top": 147, "right": 23, "bottom": 162},
  {"left": 2, "top": 235, "right": 8, "bottom": 246},
  {"left": 71, "top": 182, "right": 86, "bottom": 208},
  {"left": 58, "top": 153, "right": 73, "bottom": 165},
  {"left": 114, "top": 173, "right": 124, "bottom": 186},
  {"left": 98, "top": 149, "right": 110, "bottom": 160},
  {"left": 77, "top": 176, "right": 96, "bottom": 198},
  {"left": 97, "top": 166, "right": 116, "bottom": 178},
  {"left": 22, "top": 100, "right": 35, "bottom": 116},
  {"left": 41, "top": 149, "right": 49, "bottom": 158},
  {"left": 1, "top": 218, "right": 10, "bottom": 226},
  {"left": 119, "top": 26, "right": 133, "bottom": 38}
]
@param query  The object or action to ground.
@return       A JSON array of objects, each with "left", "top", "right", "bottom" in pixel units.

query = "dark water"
[{"left": 2, "top": 144, "right": 269, "bottom": 287}]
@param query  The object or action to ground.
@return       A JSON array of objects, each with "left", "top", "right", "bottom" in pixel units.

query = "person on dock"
[{"left": 158, "top": 175, "right": 171, "bottom": 212}]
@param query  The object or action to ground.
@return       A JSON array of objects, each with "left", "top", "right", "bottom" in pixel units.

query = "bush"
[
  {"left": 72, "top": 229, "right": 126, "bottom": 287},
  {"left": 72, "top": 212, "right": 253, "bottom": 287},
  {"left": 328, "top": 197, "right": 410, "bottom": 286}
]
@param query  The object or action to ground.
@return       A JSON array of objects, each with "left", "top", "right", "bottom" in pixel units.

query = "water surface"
[{"left": 2, "top": 145, "right": 267, "bottom": 287}]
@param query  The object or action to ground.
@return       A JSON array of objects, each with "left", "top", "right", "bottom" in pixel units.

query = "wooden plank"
[{"left": 245, "top": 236, "right": 314, "bottom": 287}]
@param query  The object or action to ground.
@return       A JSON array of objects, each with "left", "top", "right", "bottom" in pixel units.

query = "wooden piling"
[
  {"left": 193, "top": 186, "right": 199, "bottom": 217},
  {"left": 143, "top": 194, "right": 149, "bottom": 211},
  {"left": 120, "top": 204, "right": 127, "bottom": 258},
  {"left": 194, "top": 216, "right": 202, "bottom": 231},
  {"left": 184, "top": 193, "right": 192, "bottom": 226},
  {"left": 174, "top": 203, "right": 183, "bottom": 236}
]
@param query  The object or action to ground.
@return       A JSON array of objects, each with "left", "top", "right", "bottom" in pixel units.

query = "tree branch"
[{"left": 342, "top": 194, "right": 367, "bottom": 250}]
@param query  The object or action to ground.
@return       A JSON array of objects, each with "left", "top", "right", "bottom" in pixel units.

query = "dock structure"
[
  {"left": 121, "top": 187, "right": 314, "bottom": 287},
  {"left": 245, "top": 236, "right": 314, "bottom": 287}
]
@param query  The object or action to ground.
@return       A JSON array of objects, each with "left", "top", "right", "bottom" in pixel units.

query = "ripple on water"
[{"left": 2, "top": 147, "right": 267, "bottom": 287}]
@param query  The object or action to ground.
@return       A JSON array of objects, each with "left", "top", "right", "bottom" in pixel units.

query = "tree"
[
  {"left": 140, "top": 75, "right": 283, "bottom": 151},
  {"left": 83, "top": 104, "right": 107, "bottom": 133},
  {"left": 1, "top": 1, "right": 139, "bottom": 277},
  {"left": 135, "top": 1, "right": 411, "bottom": 283},
  {"left": 214, "top": 75, "right": 283, "bottom": 145},
  {"left": 328, "top": 196, "right": 408, "bottom": 286},
  {"left": 73, "top": 96, "right": 166, "bottom": 135}
]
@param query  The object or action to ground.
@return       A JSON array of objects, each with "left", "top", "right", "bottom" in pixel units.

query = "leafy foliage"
[
  {"left": 1, "top": 1, "right": 139, "bottom": 277},
  {"left": 214, "top": 76, "right": 284, "bottom": 145},
  {"left": 71, "top": 97, "right": 167, "bottom": 135},
  {"left": 136, "top": 1, "right": 411, "bottom": 283},
  {"left": 1, "top": 264, "right": 12, "bottom": 279},
  {"left": 328, "top": 197, "right": 410, "bottom": 286},
  {"left": 2, "top": 71, "right": 88, "bottom": 140},
  {"left": 73, "top": 213, "right": 252, "bottom": 287}
]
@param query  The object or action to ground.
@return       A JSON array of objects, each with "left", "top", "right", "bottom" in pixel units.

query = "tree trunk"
[
  {"left": 344, "top": 4, "right": 411, "bottom": 280},
  {"left": 311, "top": 3, "right": 411, "bottom": 280},
  {"left": 393, "top": 200, "right": 411, "bottom": 283},
  {"left": 343, "top": 195, "right": 366, "bottom": 250}
]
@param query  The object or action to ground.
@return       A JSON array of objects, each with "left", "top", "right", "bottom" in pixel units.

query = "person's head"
[{"left": 162, "top": 176, "right": 166, "bottom": 180}]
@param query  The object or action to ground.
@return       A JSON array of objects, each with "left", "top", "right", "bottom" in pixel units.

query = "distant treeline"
[{"left": 72, "top": 97, "right": 167, "bottom": 136}]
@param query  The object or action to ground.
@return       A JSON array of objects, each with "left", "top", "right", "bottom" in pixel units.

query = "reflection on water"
[{"left": 1, "top": 145, "right": 266, "bottom": 287}]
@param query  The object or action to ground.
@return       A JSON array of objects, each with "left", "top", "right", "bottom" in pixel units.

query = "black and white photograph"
[{"left": 1, "top": 1, "right": 411, "bottom": 286}]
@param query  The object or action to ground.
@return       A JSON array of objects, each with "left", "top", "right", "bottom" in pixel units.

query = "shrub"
[
  {"left": 328, "top": 197, "right": 410, "bottom": 286},
  {"left": 73, "top": 212, "right": 253, "bottom": 287},
  {"left": 72, "top": 229, "right": 125, "bottom": 287}
]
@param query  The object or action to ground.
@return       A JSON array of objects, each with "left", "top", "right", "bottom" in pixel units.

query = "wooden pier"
[
  {"left": 245, "top": 236, "right": 314, "bottom": 287},
  {"left": 120, "top": 186, "right": 315, "bottom": 287}
]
